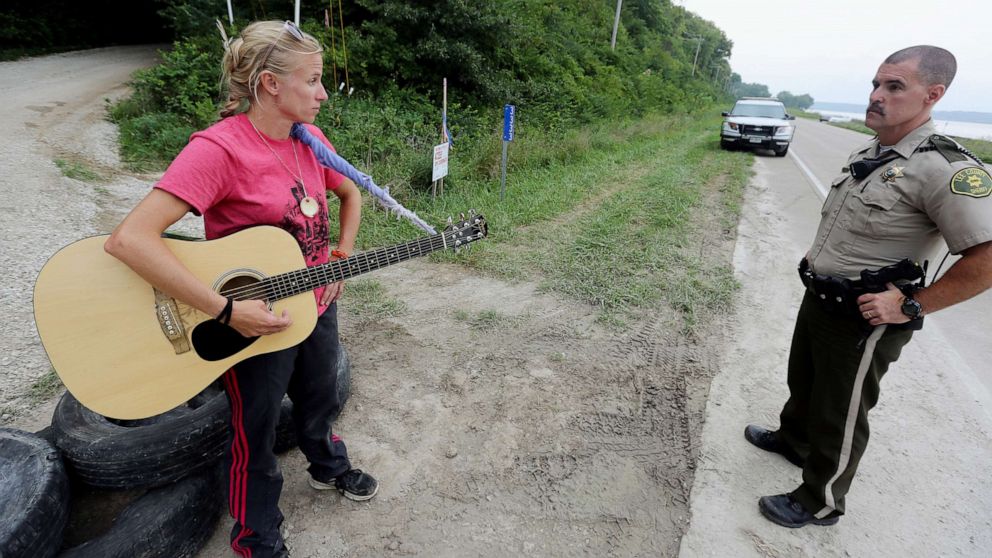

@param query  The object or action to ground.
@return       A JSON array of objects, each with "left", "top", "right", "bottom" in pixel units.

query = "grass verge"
[{"left": 345, "top": 110, "right": 750, "bottom": 332}]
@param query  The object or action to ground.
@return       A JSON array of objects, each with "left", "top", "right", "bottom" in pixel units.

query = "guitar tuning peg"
[
  {"left": 469, "top": 209, "right": 476, "bottom": 216},
  {"left": 447, "top": 216, "right": 453, "bottom": 225},
  {"left": 459, "top": 212, "right": 465, "bottom": 220}
]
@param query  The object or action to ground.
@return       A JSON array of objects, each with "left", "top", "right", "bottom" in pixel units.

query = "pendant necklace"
[{"left": 247, "top": 116, "right": 320, "bottom": 218}]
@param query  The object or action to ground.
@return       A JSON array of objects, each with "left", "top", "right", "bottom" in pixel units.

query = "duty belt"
[{"left": 798, "top": 258, "right": 925, "bottom": 330}]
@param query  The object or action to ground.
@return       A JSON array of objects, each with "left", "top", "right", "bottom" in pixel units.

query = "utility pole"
[
  {"left": 610, "top": 0, "right": 623, "bottom": 50},
  {"left": 691, "top": 38, "right": 702, "bottom": 77}
]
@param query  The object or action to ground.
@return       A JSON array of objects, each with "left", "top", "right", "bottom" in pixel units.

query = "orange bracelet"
[{"left": 331, "top": 249, "right": 349, "bottom": 259}]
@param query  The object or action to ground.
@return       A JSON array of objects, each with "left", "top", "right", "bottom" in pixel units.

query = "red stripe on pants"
[{"left": 224, "top": 369, "right": 250, "bottom": 525}]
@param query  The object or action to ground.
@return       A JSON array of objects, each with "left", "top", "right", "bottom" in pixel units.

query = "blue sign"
[{"left": 502, "top": 104, "right": 516, "bottom": 142}]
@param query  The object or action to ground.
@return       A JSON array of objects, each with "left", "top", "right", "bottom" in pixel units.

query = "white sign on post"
[{"left": 432, "top": 142, "right": 450, "bottom": 181}]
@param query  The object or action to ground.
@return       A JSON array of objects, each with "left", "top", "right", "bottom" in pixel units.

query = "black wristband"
[{"left": 216, "top": 296, "right": 234, "bottom": 325}]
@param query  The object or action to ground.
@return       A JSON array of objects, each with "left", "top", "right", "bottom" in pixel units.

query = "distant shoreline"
[{"left": 811, "top": 102, "right": 992, "bottom": 125}]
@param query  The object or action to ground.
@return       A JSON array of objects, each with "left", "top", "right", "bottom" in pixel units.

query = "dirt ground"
[{"left": 2, "top": 47, "right": 734, "bottom": 556}]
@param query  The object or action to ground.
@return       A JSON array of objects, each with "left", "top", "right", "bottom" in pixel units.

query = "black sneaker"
[
  {"left": 759, "top": 494, "right": 840, "bottom": 528},
  {"left": 744, "top": 425, "right": 805, "bottom": 468},
  {"left": 309, "top": 469, "right": 379, "bottom": 501}
]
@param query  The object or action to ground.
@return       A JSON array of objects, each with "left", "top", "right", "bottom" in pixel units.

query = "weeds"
[
  {"left": 341, "top": 280, "right": 406, "bottom": 324},
  {"left": 453, "top": 309, "right": 520, "bottom": 332},
  {"left": 54, "top": 158, "right": 102, "bottom": 182},
  {"left": 27, "top": 368, "right": 63, "bottom": 404}
]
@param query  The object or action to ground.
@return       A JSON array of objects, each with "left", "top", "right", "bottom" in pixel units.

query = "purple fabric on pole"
[{"left": 291, "top": 123, "right": 437, "bottom": 234}]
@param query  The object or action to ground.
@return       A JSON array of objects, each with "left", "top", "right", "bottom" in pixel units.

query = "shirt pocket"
[
  {"left": 821, "top": 175, "right": 847, "bottom": 217},
  {"left": 851, "top": 184, "right": 902, "bottom": 236}
]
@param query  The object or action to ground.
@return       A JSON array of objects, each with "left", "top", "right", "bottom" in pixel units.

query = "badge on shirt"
[
  {"left": 950, "top": 167, "right": 992, "bottom": 198},
  {"left": 882, "top": 166, "right": 904, "bottom": 182}
]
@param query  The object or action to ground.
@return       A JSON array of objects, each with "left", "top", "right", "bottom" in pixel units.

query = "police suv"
[{"left": 720, "top": 97, "right": 795, "bottom": 156}]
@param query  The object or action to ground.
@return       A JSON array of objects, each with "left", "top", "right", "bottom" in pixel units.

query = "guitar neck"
[{"left": 257, "top": 231, "right": 451, "bottom": 302}]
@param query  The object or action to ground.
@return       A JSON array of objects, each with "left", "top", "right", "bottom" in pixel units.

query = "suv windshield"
[{"left": 732, "top": 103, "right": 786, "bottom": 119}]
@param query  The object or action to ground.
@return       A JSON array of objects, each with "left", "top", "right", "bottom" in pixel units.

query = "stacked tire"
[
  {"left": 0, "top": 428, "right": 70, "bottom": 558},
  {"left": 1, "top": 345, "right": 351, "bottom": 558}
]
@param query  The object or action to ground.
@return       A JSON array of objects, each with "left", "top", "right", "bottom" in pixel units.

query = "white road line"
[{"left": 789, "top": 148, "right": 828, "bottom": 200}]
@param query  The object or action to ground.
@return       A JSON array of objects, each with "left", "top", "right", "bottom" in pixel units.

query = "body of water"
[{"left": 811, "top": 110, "right": 992, "bottom": 141}]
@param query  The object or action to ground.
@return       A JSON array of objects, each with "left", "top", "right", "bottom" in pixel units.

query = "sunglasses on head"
[{"left": 259, "top": 20, "right": 305, "bottom": 68}]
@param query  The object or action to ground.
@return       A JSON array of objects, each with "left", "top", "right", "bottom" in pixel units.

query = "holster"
[{"left": 798, "top": 258, "right": 924, "bottom": 331}]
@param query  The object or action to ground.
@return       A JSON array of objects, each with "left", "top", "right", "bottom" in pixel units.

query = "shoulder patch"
[{"left": 950, "top": 167, "right": 992, "bottom": 198}]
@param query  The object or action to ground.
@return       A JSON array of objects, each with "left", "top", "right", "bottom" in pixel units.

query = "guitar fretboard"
[{"left": 222, "top": 231, "right": 454, "bottom": 302}]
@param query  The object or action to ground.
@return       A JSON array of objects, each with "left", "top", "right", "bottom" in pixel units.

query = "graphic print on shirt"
[{"left": 280, "top": 180, "right": 329, "bottom": 264}]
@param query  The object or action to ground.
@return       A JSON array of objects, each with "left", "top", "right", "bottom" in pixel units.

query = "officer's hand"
[
  {"left": 228, "top": 299, "right": 293, "bottom": 337},
  {"left": 856, "top": 283, "right": 909, "bottom": 325}
]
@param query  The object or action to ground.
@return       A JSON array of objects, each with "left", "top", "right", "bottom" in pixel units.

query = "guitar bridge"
[{"left": 154, "top": 288, "right": 191, "bottom": 354}]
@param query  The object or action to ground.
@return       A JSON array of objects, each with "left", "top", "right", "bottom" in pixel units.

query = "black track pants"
[{"left": 222, "top": 305, "right": 351, "bottom": 557}]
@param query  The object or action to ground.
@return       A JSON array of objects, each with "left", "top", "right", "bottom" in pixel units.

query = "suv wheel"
[{"left": 774, "top": 145, "right": 789, "bottom": 157}]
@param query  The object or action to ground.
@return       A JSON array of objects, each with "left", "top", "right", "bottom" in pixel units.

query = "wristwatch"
[{"left": 900, "top": 295, "right": 924, "bottom": 320}]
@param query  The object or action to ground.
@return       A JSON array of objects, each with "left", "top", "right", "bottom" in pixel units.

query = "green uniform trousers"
[{"left": 778, "top": 290, "right": 914, "bottom": 517}]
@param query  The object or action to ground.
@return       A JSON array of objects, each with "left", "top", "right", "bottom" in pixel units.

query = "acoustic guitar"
[{"left": 33, "top": 213, "right": 487, "bottom": 419}]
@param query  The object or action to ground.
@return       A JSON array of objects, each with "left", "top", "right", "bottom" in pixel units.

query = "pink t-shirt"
[{"left": 156, "top": 113, "right": 346, "bottom": 314}]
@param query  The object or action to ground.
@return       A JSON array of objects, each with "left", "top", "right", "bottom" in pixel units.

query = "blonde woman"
[{"left": 105, "top": 20, "right": 376, "bottom": 558}]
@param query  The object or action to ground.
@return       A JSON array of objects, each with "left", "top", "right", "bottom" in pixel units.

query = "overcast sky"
[{"left": 676, "top": 0, "right": 992, "bottom": 112}]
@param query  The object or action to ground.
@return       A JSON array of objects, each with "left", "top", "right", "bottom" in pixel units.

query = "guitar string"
[
  {"left": 215, "top": 234, "right": 448, "bottom": 300},
  {"left": 214, "top": 232, "right": 467, "bottom": 301},
  {"left": 217, "top": 238, "right": 445, "bottom": 301},
  {"left": 217, "top": 223, "right": 482, "bottom": 300}
]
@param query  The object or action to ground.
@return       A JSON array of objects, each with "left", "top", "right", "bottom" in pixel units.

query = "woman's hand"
[
  {"left": 321, "top": 282, "right": 345, "bottom": 306},
  {"left": 228, "top": 300, "right": 293, "bottom": 337}
]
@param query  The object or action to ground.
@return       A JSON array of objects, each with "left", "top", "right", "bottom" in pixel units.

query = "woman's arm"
[
  {"left": 320, "top": 178, "right": 362, "bottom": 305},
  {"left": 104, "top": 189, "right": 292, "bottom": 337}
]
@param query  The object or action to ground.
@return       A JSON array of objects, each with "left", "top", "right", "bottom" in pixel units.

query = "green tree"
[{"left": 776, "top": 90, "right": 814, "bottom": 109}]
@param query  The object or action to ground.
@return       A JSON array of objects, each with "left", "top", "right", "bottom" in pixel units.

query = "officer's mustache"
[{"left": 867, "top": 103, "right": 885, "bottom": 116}]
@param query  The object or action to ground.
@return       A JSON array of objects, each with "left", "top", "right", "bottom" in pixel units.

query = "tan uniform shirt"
[{"left": 809, "top": 120, "right": 992, "bottom": 279}]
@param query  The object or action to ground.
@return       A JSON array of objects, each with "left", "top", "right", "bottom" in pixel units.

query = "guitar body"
[{"left": 33, "top": 226, "right": 318, "bottom": 419}]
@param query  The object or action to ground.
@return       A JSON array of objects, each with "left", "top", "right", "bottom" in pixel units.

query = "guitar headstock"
[{"left": 443, "top": 210, "right": 488, "bottom": 250}]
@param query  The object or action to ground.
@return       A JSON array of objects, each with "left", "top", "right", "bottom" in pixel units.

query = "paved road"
[{"left": 679, "top": 118, "right": 992, "bottom": 557}]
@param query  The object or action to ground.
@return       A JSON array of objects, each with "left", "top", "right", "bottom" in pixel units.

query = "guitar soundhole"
[{"left": 191, "top": 274, "right": 268, "bottom": 362}]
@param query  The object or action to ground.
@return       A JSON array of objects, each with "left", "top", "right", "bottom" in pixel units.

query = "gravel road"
[{"left": 0, "top": 45, "right": 185, "bottom": 419}]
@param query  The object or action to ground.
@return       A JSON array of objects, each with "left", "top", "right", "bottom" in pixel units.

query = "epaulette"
[{"left": 923, "top": 134, "right": 984, "bottom": 165}]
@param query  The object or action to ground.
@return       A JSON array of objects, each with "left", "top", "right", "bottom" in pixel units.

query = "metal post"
[
  {"left": 610, "top": 0, "right": 623, "bottom": 50},
  {"left": 499, "top": 141, "right": 508, "bottom": 201},
  {"left": 294, "top": 0, "right": 300, "bottom": 26},
  {"left": 226, "top": 0, "right": 234, "bottom": 25}
]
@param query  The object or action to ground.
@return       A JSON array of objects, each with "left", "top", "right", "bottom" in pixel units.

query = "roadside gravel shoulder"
[{"left": 0, "top": 45, "right": 200, "bottom": 424}]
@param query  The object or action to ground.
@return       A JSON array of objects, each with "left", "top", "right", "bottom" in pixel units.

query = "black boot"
[
  {"left": 744, "top": 425, "right": 805, "bottom": 468},
  {"left": 759, "top": 494, "right": 840, "bottom": 528}
]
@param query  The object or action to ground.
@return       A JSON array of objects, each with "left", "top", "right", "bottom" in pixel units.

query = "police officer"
[{"left": 745, "top": 45, "right": 992, "bottom": 528}]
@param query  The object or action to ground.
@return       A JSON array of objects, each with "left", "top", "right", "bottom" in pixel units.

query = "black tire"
[
  {"left": 51, "top": 385, "right": 229, "bottom": 490},
  {"left": 273, "top": 344, "right": 352, "bottom": 454},
  {"left": 775, "top": 145, "right": 789, "bottom": 157},
  {"left": 720, "top": 139, "right": 735, "bottom": 151},
  {"left": 59, "top": 467, "right": 222, "bottom": 558},
  {"left": 0, "top": 428, "right": 70, "bottom": 558}
]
